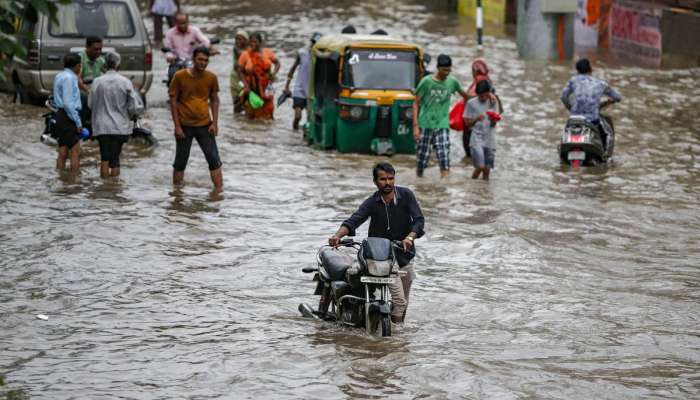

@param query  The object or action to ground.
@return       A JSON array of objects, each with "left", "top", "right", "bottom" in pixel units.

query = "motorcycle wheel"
[{"left": 381, "top": 315, "right": 391, "bottom": 337}]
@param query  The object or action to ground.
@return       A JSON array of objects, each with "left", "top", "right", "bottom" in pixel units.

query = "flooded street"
[{"left": 1, "top": 0, "right": 699, "bottom": 398}]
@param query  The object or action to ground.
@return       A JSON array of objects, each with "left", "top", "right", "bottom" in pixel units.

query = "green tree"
[{"left": 0, "top": 0, "right": 71, "bottom": 81}]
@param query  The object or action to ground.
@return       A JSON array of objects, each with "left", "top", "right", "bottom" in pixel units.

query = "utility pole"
[{"left": 476, "top": 0, "right": 484, "bottom": 49}]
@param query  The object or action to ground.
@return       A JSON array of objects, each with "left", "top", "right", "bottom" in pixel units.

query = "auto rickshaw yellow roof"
[{"left": 312, "top": 34, "right": 424, "bottom": 54}]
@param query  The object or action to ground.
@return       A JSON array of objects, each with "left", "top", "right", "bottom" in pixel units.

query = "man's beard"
[{"left": 380, "top": 185, "right": 393, "bottom": 194}]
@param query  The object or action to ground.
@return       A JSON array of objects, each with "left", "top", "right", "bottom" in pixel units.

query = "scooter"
[
  {"left": 40, "top": 97, "right": 158, "bottom": 147},
  {"left": 299, "top": 237, "right": 408, "bottom": 337},
  {"left": 559, "top": 104, "right": 615, "bottom": 167},
  {"left": 161, "top": 37, "right": 220, "bottom": 86}
]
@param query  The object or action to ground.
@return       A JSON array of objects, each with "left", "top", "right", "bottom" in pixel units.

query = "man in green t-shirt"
[
  {"left": 79, "top": 36, "right": 105, "bottom": 90},
  {"left": 78, "top": 36, "right": 105, "bottom": 128},
  {"left": 412, "top": 54, "right": 468, "bottom": 178}
]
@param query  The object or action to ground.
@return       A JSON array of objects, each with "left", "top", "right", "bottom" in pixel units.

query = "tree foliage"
[{"left": 0, "top": 0, "right": 71, "bottom": 80}]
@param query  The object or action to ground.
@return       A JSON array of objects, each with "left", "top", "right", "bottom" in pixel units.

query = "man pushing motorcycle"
[{"left": 329, "top": 163, "right": 425, "bottom": 324}]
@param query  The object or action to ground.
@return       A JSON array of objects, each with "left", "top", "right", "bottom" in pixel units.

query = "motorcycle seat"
[
  {"left": 566, "top": 115, "right": 598, "bottom": 130},
  {"left": 319, "top": 248, "right": 353, "bottom": 281}
]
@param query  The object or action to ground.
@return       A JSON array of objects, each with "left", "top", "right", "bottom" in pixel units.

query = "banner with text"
[{"left": 610, "top": 0, "right": 662, "bottom": 59}]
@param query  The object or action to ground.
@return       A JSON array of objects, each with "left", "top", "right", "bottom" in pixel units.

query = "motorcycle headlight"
[{"left": 366, "top": 260, "right": 392, "bottom": 276}]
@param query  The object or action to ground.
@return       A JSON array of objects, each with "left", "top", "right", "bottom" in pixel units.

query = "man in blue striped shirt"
[{"left": 53, "top": 53, "right": 84, "bottom": 172}]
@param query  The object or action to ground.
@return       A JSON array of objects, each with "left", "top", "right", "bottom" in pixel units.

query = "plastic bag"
[
  {"left": 248, "top": 91, "right": 264, "bottom": 109},
  {"left": 449, "top": 99, "right": 465, "bottom": 131},
  {"left": 486, "top": 111, "right": 501, "bottom": 122}
]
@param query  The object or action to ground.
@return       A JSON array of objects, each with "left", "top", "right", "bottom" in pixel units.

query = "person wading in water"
[
  {"left": 169, "top": 47, "right": 223, "bottom": 192},
  {"left": 239, "top": 32, "right": 280, "bottom": 120}
]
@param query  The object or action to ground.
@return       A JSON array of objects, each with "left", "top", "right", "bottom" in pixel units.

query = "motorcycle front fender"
[{"left": 369, "top": 301, "right": 391, "bottom": 316}]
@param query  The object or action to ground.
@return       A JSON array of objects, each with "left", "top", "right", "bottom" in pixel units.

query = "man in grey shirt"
[
  {"left": 464, "top": 80, "right": 499, "bottom": 180},
  {"left": 88, "top": 52, "right": 144, "bottom": 178}
]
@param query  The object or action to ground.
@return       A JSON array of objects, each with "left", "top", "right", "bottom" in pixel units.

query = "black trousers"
[{"left": 173, "top": 125, "right": 222, "bottom": 171}]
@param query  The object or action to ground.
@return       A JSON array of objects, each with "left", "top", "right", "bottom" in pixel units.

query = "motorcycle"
[
  {"left": 161, "top": 37, "right": 220, "bottom": 86},
  {"left": 298, "top": 237, "right": 409, "bottom": 337},
  {"left": 559, "top": 103, "right": 615, "bottom": 168},
  {"left": 40, "top": 97, "right": 158, "bottom": 147}
]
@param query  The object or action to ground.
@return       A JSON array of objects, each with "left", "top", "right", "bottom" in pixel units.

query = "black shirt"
[{"left": 342, "top": 186, "right": 425, "bottom": 241}]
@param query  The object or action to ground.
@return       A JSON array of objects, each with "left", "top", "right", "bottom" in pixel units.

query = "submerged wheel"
[{"left": 381, "top": 316, "right": 391, "bottom": 337}]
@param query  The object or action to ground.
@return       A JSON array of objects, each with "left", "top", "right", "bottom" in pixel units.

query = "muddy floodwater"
[{"left": 1, "top": 1, "right": 699, "bottom": 399}]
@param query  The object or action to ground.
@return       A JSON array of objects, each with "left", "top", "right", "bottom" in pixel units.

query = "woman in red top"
[{"left": 239, "top": 32, "right": 281, "bottom": 120}]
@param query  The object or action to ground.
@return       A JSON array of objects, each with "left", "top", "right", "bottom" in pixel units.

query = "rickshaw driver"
[{"left": 412, "top": 54, "right": 469, "bottom": 178}]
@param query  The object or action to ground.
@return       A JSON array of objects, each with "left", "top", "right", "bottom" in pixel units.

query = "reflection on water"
[{"left": 1, "top": 0, "right": 699, "bottom": 398}]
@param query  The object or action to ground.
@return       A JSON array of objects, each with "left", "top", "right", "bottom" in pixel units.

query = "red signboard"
[{"left": 610, "top": 0, "right": 663, "bottom": 58}]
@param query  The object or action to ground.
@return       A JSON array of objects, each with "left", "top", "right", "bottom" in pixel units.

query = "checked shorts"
[{"left": 416, "top": 128, "right": 450, "bottom": 172}]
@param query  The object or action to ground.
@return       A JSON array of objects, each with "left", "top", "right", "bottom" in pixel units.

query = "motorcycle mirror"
[
  {"left": 301, "top": 267, "right": 318, "bottom": 273},
  {"left": 209, "top": 37, "right": 220, "bottom": 45}
]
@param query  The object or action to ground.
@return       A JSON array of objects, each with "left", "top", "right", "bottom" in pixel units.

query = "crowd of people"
[
  {"left": 51, "top": 36, "right": 144, "bottom": 176},
  {"left": 50, "top": 12, "right": 621, "bottom": 191},
  {"left": 44, "top": 12, "right": 623, "bottom": 328}
]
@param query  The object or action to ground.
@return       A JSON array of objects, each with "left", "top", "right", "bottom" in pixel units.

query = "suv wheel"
[{"left": 13, "top": 82, "right": 41, "bottom": 106}]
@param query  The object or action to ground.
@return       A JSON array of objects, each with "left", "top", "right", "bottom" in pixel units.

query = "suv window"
[{"left": 49, "top": 1, "right": 135, "bottom": 38}]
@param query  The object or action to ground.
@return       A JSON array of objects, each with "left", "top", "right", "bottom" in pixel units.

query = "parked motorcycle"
[
  {"left": 161, "top": 37, "right": 220, "bottom": 86},
  {"left": 40, "top": 97, "right": 157, "bottom": 147},
  {"left": 298, "top": 237, "right": 409, "bottom": 337},
  {"left": 559, "top": 104, "right": 615, "bottom": 167}
]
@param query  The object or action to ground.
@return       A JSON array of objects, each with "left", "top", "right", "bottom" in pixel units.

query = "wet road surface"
[{"left": 1, "top": 1, "right": 699, "bottom": 398}]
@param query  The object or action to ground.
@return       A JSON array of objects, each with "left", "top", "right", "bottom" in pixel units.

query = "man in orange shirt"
[{"left": 169, "top": 46, "right": 222, "bottom": 191}]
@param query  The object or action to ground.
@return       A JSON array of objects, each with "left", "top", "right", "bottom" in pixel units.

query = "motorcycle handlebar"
[
  {"left": 161, "top": 37, "right": 218, "bottom": 54},
  {"left": 331, "top": 238, "right": 406, "bottom": 249}
]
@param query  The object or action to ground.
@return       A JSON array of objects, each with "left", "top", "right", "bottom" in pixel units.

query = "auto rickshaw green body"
[{"left": 304, "top": 34, "right": 427, "bottom": 155}]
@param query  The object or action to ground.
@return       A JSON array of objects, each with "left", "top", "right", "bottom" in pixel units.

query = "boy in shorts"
[{"left": 464, "top": 80, "right": 499, "bottom": 180}]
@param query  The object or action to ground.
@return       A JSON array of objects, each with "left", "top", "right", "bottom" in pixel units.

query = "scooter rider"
[
  {"left": 329, "top": 162, "right": 425, "bottom": 324},
  {"left": 163, "top": 11, "right": 218, "bottom": 63},
  {"left": 561, "top": 58, "right": 621, "bottom": 149}
]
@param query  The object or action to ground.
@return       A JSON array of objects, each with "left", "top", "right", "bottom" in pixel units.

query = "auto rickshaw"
[{"left": 304, "top": 34, "right": 428, "bottom": 155}]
